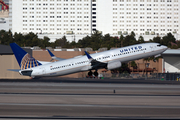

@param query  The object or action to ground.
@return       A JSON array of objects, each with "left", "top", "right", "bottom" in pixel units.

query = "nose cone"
[{"left": 162, "top": 45, "right": 168, "bottom": 51}]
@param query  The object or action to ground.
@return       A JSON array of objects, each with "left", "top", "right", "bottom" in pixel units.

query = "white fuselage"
[{"left": 26, "top": 43, "right": 167, "bottom": 77}]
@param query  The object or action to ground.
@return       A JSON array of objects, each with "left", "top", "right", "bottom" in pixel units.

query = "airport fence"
[
  {"left": 102, "top": 72, "right": 180, "bottom": 81},
  {"left": 149, "top": 73, "right": 180, "bottom": 81}
]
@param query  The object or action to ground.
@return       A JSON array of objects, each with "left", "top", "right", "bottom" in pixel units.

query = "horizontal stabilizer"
[{"left": 7, "top": 69, "right": 20, "bottom": 72}]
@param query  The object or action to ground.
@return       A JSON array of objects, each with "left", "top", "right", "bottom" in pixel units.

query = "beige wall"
[
  {"left": 0, "top": 11, "right": 9, "bottom": 18},
  {"left": 130, "top": 58, "right": 163, "bottom": 73},
  {"left": 0, "top": 55, "right": 30, "bottom": 79}
]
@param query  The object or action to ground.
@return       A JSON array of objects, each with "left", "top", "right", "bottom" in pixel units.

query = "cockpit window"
[{"left": 157, "top": 44, "right": 161, "bottom": 47}]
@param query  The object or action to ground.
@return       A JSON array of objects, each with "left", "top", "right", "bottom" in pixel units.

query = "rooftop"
[
  {"left": 0, "top": 44, "right": 32, "bottom": 55},
  {"left": 163, "top": 49, "right": 180, "bottom": 55}
]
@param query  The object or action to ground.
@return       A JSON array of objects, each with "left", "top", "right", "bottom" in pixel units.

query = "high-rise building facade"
[
  {"left": 8, "top": 0, "right": 180, "bottom": 42},
  {"left": 10, "top": 0, "right": 91, "bottom": 35},
  {"left": 0, "top": 0, "right": 10, "bottom": 31},
  {"left": 94, "top": 0, "right": 180, "bottom": 36}
]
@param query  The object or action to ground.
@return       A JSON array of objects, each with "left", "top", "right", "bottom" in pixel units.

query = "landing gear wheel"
[
  {"left": 94, "top": 71, "right": 99, "bottom": 78},
  {"left": 87, "top": 70, "right": 93, "bottom": 78}
]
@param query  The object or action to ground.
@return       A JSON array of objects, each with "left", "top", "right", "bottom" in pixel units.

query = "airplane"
[{"left": 9, "top": 42, "right": 167, "bottom": 78}]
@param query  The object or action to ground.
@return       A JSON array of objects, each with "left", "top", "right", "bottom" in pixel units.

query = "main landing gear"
[
  {"left": 94, "top": 71, "right": 98, "bottom": 77},
  {"left": 87, "top": 70, "right": 99, "bottom": 78}
]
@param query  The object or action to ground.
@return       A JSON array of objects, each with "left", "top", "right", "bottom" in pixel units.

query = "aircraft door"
[{"left": 150, "top": 45, "right": 154, "bottom": 51}]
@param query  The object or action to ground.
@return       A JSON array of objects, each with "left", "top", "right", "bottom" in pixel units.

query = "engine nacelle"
[
  {"left": 19, "top": 69, "right": 33, "bottom": 76},
  {"left": 107, "top": 61, "right": 121, "bottom": 70}
]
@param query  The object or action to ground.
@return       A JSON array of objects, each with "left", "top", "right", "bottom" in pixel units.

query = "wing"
[{"left": 8, "top": 69, "right": 33, "bottom": 76}]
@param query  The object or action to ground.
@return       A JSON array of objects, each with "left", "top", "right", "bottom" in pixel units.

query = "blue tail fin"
[{"left": 10, "top": 43, "right": 42, "bottom": 70}]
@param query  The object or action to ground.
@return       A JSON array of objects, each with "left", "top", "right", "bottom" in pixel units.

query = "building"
[
  {"left": 10, "top": 0, "right": 92, "bottom": 42},
  {"left": 93, "top": 0, "right": 180, "bottom": 41},
  {"left": 6, "top": 0, "right": 180, "bottom": 42},
  {"left": 162, "top": 49, "right": 180, "bottom": 73},
  {"left": 95, "top": 0, "right": 180, "bottom": 36},
  {"left": 0, "top": 0, "right": 9, "bottom": 31}
]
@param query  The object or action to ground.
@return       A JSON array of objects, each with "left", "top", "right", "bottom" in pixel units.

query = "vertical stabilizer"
[{"left": 10, "top": 43, "right": 42, "bottom": 70}]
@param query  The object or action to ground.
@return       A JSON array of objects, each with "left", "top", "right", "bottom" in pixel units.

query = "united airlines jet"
[{"left": 9, "top": 43, "right": 167, "bottom": 78}]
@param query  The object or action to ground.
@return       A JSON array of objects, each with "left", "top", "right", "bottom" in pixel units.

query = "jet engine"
[
  {"left": 19, "top": 69, "right": 33, "bottom": 76},
  {"left": 107, "top": 61, "right": 121, "bottom": 70}
]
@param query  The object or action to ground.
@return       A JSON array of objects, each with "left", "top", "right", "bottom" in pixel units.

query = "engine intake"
[{"left": 107, "top": 61, "right": 121, "bottom": 70}]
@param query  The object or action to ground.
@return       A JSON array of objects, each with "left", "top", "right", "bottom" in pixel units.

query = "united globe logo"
[{"left": 20, "top": 54, "right": 42, "bottom": 70}]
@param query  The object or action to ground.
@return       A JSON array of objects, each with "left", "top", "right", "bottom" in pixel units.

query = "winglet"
[
  {"left": 84, "top": 51, "right": 107, "bottom": 70},
  {"left": 84, "top": 51, "right": 93, "bottom": 59},
  {"left": 47, "top": 49, "right": 65, "bottom": 61},
  {"left": 47, "top": 49, "right": 55, "bottom": 57},
  {"left": 10, "top": 43, "right": 42, "bottom": 70}
]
